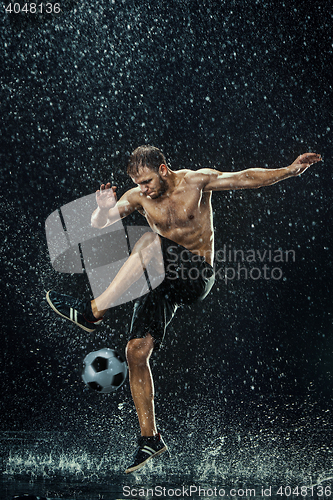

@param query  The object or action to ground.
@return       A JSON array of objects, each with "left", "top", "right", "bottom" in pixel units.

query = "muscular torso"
[{"left": 132, "top": 170, "right": 214, "bottom": 265}]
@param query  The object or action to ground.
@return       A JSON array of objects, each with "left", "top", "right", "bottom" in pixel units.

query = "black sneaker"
[
  {"left": 125, "top": 433, "right": 167, "bottom": 473},
  {"left": 46, "top": 290, "right": 103, "bottom": 333}
]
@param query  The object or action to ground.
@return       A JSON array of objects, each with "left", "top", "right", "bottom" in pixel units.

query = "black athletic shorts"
[{"left": 128, "top": 236, "right": 215, "bottom": 350}]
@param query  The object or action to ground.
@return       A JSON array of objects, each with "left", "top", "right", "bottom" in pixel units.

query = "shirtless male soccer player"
[{"left": 46, "top": 145, "right": 322, "bottom": 473}]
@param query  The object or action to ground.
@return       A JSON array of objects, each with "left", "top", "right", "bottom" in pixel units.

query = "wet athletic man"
[{"left": 46, "top": 146, "right": 321, "bottom": 473}]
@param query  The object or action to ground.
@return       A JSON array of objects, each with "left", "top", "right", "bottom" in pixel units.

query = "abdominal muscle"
[
  {"left": 134, "top": 174, "right": 215, "bottom": 266},
  {"left": 143, "top": 206, "right": 215, "bottom": 266}
]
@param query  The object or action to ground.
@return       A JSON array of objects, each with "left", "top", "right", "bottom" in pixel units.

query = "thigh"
[
  {"left": 160, "top": 237, "right": 215, "bottom": 304},
  {"left": 128, "top": 283, "right": 178, "bottom": 351}
]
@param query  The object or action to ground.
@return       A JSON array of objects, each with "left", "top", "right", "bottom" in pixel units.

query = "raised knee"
[{"left": 131, "top": 232, "right": 160, "bottom": 254}]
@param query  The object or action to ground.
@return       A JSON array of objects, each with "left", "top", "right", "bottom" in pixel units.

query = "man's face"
[{"left": 131, "top": 165, "right": 167, "bottom": 199}]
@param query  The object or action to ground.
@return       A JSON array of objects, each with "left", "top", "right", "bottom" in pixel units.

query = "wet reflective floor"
[{"left": 2, "top": 399, "right": 333, "bottom": 500}]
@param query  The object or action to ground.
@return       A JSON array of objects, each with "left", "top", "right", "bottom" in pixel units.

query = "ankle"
[
  {"left": 141, "top": 431, "right": 159, "bottom": 439},
  {"left": 83, "top": 300, "right": 103, "bottom": 322},
  {"left": 91, "top": 300, "right": 103, "bottom": 320}
]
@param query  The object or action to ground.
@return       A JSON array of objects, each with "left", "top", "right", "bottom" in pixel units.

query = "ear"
[{"left": 159, "top": 164, "right": 167, "bottom": 176}]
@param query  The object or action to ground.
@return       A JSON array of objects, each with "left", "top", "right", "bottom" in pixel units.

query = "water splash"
[{"left": 2, "top": 427, "right": 333, "bottom": 486}]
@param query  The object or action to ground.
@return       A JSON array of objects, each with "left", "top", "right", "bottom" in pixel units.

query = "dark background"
[{"left": 0, "top": 0, "right": 333, "bottom": 487}]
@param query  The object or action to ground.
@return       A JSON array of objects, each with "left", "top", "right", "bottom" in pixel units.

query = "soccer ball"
[{"left": 82, "top": 348, "right": 128, "bottom": 393}]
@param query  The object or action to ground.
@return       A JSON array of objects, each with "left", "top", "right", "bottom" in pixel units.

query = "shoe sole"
[
  {"left": 125, "top": 446, "right": 167, "bottom": 474},
  {"left": 46, "top": 290, "right": 96, "bottom": 333}
]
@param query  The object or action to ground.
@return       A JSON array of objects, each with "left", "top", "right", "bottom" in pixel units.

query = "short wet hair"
[{"left": 127, "top": 145, "right": 167, "bottom": 177}]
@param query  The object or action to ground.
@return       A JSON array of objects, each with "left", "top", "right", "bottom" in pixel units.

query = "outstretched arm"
[
  {"left": 91, "top": 183, "right": 141, "bottom": 228},
  {"left": 202, "top": 153, "right": 322, "bottom": 191}
]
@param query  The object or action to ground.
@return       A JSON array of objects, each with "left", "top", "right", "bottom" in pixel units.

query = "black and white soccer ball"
[{"left": 82, "top": 348, "right": 127, "bottom": 393}]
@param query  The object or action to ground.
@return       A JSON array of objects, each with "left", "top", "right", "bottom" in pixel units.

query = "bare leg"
[
  {"left": 126, "top": 334, "right": 157, "bottom": 436},
  {"left": 91, "top": 233, "right": 163, "bottom": 319}
]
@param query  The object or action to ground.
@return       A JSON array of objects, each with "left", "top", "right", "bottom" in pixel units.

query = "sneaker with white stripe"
[
  {"left": 46, "top": 290, "right": 103, "bottom": 333},
  {"left": 125, "top": 433, "right": 167, "bottom": 473}
]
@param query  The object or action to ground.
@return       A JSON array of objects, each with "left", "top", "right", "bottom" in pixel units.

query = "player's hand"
[
  {"left": 96, "top": 183, "right": 117, "bottom": 210},
  {"left": 289, "top": 153, "right": 322, "bottom": 176}
]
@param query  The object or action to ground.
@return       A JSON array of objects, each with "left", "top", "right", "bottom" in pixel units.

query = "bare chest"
[{"left": 141, "top": 189, "right": 208, "bottom": 232}]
